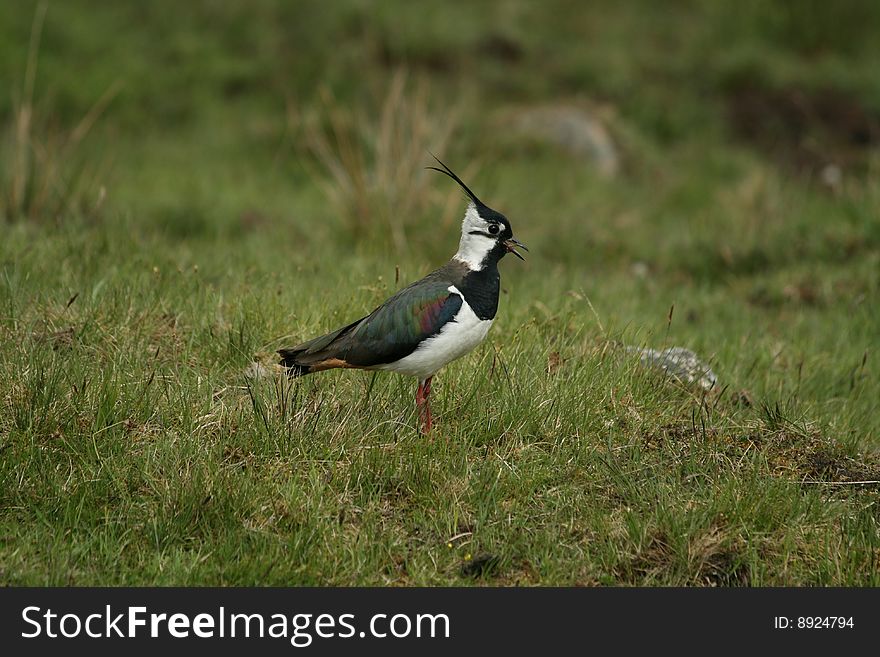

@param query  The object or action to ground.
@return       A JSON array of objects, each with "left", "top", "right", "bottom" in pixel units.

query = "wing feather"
[
  {"left": 344, "top": 280, "right": 462, "bottom": 366},
  {"left": 281, "top": 270, "right": 463, "bottom": 370}
]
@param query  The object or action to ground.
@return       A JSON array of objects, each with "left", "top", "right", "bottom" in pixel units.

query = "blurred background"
[{"left": 3, "top": 0, "right": 878, "bottom": 243}]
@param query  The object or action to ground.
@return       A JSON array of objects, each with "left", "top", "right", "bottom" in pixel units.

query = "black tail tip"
[{"left": 278, "top": 349, "right": 310, "bottom": 377}]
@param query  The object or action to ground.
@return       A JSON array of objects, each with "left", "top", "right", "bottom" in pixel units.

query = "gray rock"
[
  {"left": 507, "top": 105, "right": 619, "bottom": 177},
  {"left": 627, "top": 346, "right": 718, "bottom": 391}
]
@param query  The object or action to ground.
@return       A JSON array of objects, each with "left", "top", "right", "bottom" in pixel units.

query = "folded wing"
[{"left": 279, "top": 271, "right": 462, "bottom": 374}]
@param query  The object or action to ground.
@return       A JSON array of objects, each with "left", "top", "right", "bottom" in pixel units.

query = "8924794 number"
[{"left": 797, "top": 617, "right": 854, "bottom": 629}]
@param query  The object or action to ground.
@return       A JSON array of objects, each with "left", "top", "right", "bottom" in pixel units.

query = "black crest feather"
[{"left": 426, "top": 154, "right": 483, "bottom": 207}]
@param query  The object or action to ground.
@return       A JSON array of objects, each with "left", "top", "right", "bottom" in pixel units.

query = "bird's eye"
[{"left": 488, "top": 223, "right": 500, "bottom": 235}]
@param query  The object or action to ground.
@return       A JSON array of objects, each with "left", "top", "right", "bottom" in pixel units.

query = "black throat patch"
[{"left": 458, "top": 262, "right": 501, "bottom": 320}]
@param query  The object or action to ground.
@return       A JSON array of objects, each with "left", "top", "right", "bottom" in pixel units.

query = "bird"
[{"left": 278, "top": 157, "right": 526, "bottom": 433}]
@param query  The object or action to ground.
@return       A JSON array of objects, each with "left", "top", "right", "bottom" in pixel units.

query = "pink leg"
[{"left": 416, "top": 376, "right": 433, "bottom": 434}]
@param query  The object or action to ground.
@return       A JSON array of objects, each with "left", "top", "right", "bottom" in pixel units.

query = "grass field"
[{"left": 1, "top": 0, "right": 879, "bottom": 585}]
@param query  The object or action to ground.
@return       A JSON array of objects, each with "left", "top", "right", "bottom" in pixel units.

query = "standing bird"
[{"left": 278, "top": 158, "right": 526, "bottom": 433}]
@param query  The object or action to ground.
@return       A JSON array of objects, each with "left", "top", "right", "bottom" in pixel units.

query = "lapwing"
[{"left": 278, "top": 158, "right": 526, "bottom": 433}]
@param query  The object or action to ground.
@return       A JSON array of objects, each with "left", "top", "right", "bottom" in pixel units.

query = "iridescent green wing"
[{"left": 340, "top": 276, "right": 462, "bottom": 367}]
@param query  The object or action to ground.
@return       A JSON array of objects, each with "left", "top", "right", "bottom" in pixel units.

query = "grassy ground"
[{"left": 1, "top": 0, "right": 879, "bottom": 585}]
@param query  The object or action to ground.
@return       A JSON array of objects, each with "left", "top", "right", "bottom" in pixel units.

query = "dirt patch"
[
  {"left": 689, "top": 527, "right": 751, "bottom": 587},
  {"left": 546, "top": 350, "right": 566, "bottom": 375},
  {"left": 644, "top": 395, "right": 880, "bottom": 485},
  {"left": 726, "top": 83, "right": 879, "bottom": 181},
  {"left": 476, "top": 33, "right": 525, "bottom": 62},
  {"left": 741, "top": 426, "right": 880, "bottom": 483},
  {"left": 802, "top": 448, "right": 880, "bottom": 483},
  {"left": 748, "top": 279, "right": 825, "bottom": 309},
  {"left": 623, "top": 530, "right": 675, "bottom": 582},
  {"left": 460, "top": 552, "right": 502, "bottom": 579},
  {"left": 39, "top": 326, "right": 76, "bottom": 350},
  {"left": 374, "top": 41, "right": 454, "bottom": 73},
  {"left": 618, "top": 526, "right": 750, "bottom": 586}
]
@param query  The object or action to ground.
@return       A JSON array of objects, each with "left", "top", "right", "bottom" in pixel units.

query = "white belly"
[{"left": 378, "top": 287, "right": 493, "bottom": 380}]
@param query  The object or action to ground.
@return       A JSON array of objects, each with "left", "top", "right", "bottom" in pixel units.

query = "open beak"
[{"left": 503, "top": 237, "right": 528, "bottom": 261}]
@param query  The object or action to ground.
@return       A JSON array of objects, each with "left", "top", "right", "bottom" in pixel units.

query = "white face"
[{"left": 453, "top": 203, "right": 500, "bottom": 270}]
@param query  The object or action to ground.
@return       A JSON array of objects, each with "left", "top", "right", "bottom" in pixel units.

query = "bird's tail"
[
  {"left": 278, "top": 317, "right": 364, "bottom": 377},
  {"left": 277, "top": 347, "right": 314, "bottom": 377}
]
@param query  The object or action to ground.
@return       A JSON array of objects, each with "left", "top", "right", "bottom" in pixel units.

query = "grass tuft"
[
  {"left": 1, "top": 3, "right": 116, "bottom": 223},
  {"left": 295, "top": 69, "right": 462, "bottom": 251}
]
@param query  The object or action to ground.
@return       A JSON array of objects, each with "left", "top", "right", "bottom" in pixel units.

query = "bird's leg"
[
  {"left": 416, "top": 379, "right": 426, "bottom": 430},
  {"left": 416, "top": 376, "right": 434, "bottom": 434},
  {"left": 423, "top": 376, "right": 433, "bottom": 433}
]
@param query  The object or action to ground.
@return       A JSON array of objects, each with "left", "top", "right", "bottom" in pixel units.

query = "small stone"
[
  {"left": 820, "top": 163, "right": 842, "bottom": 191},
  {"left": 628, "top": 346, "right": 718, "bottom": 391},
  {"left": 243, "top": 360, "right": 275, "bottom": 380},
  {"left": 631, "top": 261, "right": 650, "bottom": 279}
]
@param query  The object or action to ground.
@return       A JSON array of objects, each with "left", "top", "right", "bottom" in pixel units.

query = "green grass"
[{"left": 1, "top": 0, "right": 878, "bottom": 585}]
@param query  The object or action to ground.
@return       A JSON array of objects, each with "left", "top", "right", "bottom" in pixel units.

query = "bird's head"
[{"left": 428, "top": 156, "right": 527, "bottom": 271}]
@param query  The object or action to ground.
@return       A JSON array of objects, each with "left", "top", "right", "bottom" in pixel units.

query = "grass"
[
  {"left": 0, "top": 0, "right": 878, "bottom": 585},
  {"left": 1, "top": 4, "right": 115, "bottom": 222},
  {"left": 299, "top": 70, "right": 463, "bottom": 251}
]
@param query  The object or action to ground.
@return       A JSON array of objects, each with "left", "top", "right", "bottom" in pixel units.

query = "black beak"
[{"left": 503, "top": 238, "right": 528, "bottom": 261}]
